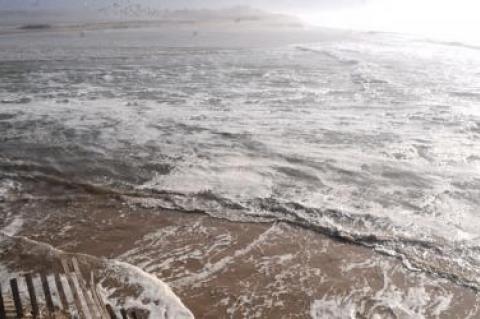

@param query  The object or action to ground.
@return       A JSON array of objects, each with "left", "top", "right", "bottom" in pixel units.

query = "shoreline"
[{"left": 1, "top": 192, "right": 479, "bottom": 318}]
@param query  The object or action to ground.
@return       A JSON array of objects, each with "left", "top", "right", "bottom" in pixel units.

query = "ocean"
[{"left": 1, "top": 26, "right": 480, "bottom": 317}]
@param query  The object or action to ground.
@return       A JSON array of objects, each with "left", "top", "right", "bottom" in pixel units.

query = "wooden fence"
[{"left": 0, "top": 257, "right": 140, "bottom": 319}]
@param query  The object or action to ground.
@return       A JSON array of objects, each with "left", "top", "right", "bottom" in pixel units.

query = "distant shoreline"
[
  {"left": 19, "top": 24, "right": 52, "bottom": 30},
  {"left": 0, "top": 6, "right": 305, "bottom": 35},
  {"left": 0, "top": 18, "right": 305, "bottom": 37}
]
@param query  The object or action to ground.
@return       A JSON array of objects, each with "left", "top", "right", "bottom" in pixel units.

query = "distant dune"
[
  {"left": 19, "top": 24, "right": 52, "bottom": 30},
  {"left": 0, "top": 6, "right": 305, "bottom": 34}
]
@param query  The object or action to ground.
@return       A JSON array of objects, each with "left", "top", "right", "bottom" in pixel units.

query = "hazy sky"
[
  {"left": 1, "top": 0, "right": 479, "bottom": 42},
  {"left": 0, "top": 0, "right": 364, "bottom": 11},
  {"left": 308, "top": 0, "right": 480, "bottom": 42}
]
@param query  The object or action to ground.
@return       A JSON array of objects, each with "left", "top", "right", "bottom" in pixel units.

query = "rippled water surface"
[{"left": 1, "top": 28, "right": 480, "bottom": 290}]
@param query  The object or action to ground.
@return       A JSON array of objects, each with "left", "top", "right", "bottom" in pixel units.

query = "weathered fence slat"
[
  {"left": 40, "top": 272, "right": 55, "bottom": 316},
  {"left": 0, "top": 283, "right": 6, "bottom": 319},
  {"left": 71, "top": 271, "right": 93, "bottom": 319},
  {"left": 54, "top": 271, "right": 69, "bottom": 311},
  {"left": 106, "top": 304, "right": 118, "bottom": 319},
  {"left": 25, "top": 273, "right": 39, "bottom": 318},
  {"left": 72, "top": 257, "right": 100, "bottom": 319},
  {"left": 10, "top": 278, "right": 23, "bottom": 318},
  {"left": 62, "top": 258, "right": 86, "bottom": 319},
  {"left": 3, "top": 257, "right": 138, "bottom": 319},
  {"left": 97, "top": 285, "right": 111, "bottom": 319},
  {"left": 90, "top": 273, "right": 109, "bottom": 319}
]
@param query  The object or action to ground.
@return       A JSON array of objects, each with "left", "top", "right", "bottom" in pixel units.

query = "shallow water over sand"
[{"left": 1, "top": 184, "right": 479, "bottom": 318}]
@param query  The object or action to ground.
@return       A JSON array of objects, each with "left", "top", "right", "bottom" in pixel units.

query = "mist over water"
[
  {"left": 300, "top": 0, "right": 480, "bottom": 45},
  {"left": 3, "top": 0, "right": 480, "bottom": 44}
]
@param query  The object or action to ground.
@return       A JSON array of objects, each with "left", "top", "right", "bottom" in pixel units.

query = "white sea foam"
[
  {"left": 1, "top": 216, "right": 23, "bottom": 236},
  {"left": 310, "top": 266, "right": 455, "bottom": 319},
  {"left": 1, "top": 28, "right": 480, "bottom": 292},
  {"left": 102, "top": 260, "right": 194, "bottom": 319},
  {"left": 170, "top": 224, "right": 279, "bottom": 288},
  {"left": 0, "top": 179, "right": 18, "bottom": 200},
  {"left": 310, "top": 296, "right": 357, "bottom": 319}
]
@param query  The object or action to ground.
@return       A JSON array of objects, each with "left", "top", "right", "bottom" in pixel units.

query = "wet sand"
[{"left": 1, "top": 183, "right": 479, "bottom": 318}]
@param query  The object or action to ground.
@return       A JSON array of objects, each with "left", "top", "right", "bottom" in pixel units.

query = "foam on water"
[
  {"left": 1, "top": 217, "right": 24, "bottom": 236},
  {"left": 101, "top": 260, "right": 194, "bottom": 319},
  {"left": 310, "top": 262, "right": 455, "bottom": 319},
  {"left": 1, "top": 28, "right": 480, "bottom": 292}
]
